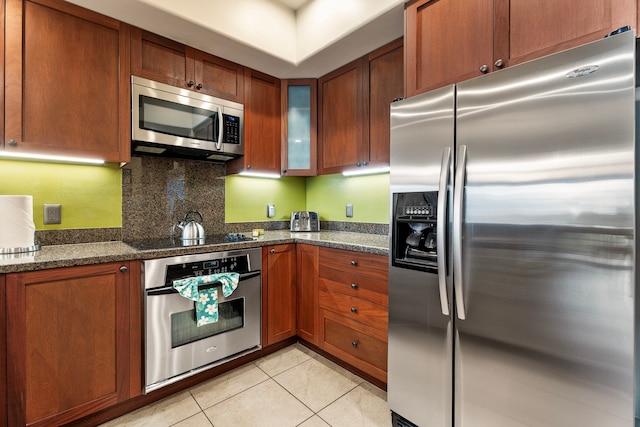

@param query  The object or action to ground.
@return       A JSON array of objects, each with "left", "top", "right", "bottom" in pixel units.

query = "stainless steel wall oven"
[{"left": 143, "top": 248, "right": 261, "bottom": 393}]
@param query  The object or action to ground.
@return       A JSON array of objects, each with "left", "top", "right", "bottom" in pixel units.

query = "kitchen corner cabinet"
[
  {"left": 130, "top": 27, "right": 245, "bottom": 102},
  {"left": 317, "top": 247, "right": 388, "bottom": 383},
  {"left": 296, "top": 244, "right": 319, "bottom": 346},
  {"left": 405, "top": 0, "right": 637, "bottom": 96},
  {"left": 4, "top": 0, "right": 131, "bottom": 163},
  {"left": 263, "top": 244, "right": 297, "bottom": 346},
  {"left": 6, "top": 262, "right": 132, "bottom": 427},
  {"left": 318, "top": 38, "right": 403, "bottom": 175},
  {"left": 226, "top": 69, "right": 281, "bottom": 175},
  {"left": 281, "top": 79, "right": 318, "bottom": 176}
]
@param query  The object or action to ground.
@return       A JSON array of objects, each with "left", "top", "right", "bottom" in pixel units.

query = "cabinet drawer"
[
  {"left": 319, "top": 247, "right": 388, "bottom": 281},
  {"left": 322, "top": 312, "right": 387, "bottom": 373},
  {"left": 319, "top": 288, "right": 387, "bottom": 332},
  {"left": 319, "top": 265, "right": 387, "bottom": 306}
]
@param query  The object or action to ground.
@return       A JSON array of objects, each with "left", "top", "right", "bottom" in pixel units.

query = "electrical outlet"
[
  {"left": 44, "top": 204, "right": 61, "bottom": 224},
  {"left": 267, "top": 204, "right": 275, "bottom": 218},
  {"left": 346, "top": 204, "right": 353, "bottom": 218}
]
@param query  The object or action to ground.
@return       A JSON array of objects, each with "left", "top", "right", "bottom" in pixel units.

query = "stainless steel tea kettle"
[{"left": 174, "top": 211, "right": 205, "bottom": 245}]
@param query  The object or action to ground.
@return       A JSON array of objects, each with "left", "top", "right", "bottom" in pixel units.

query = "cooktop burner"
[{"left": 125, "top": 233, "right": 255, "bottom": 251}]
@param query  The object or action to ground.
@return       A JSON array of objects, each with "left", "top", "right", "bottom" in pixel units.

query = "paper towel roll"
[{"left": 0, "top": 195, "right": 36, "bottom": 249}]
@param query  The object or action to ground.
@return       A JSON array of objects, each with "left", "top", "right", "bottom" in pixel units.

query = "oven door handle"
[{"left": 146, "top": 270, "right": 262, "bottom": 296}]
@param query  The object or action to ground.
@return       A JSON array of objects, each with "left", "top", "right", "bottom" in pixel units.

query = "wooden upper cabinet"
[
  {"left": 4, "top": 0, "right": 130, "bottom": 162},
  {"left": 227, "top": 68, "right": 281, "bottom": 175},
  {"left": 130, "top": 27, "right": 194, "bottom": 89},
  {"left": 405, "top": 0, "right": 637, "bottom": 96},
  {"left": 405, "top": 0, "right": 494, "bottom": 96},
  {"left": 367, "top": 39, "right": 403, "bottom": 169},
  {"left": 194, "top": 50, "right": 245, "bottom": 102},
  {"left": 6, "top": 262, "right": 131, "bottom": 427},
  {"left": 131, "top": 27, "right": 244, "bottom": 102},
  {"left": 318, "top": 38, "right": 403, "bottom": 174},
  {"left": 495, "top": 0, "right": 636, "bottom": 68},
  {"left": 318, "top": 58, "right": 366, "bottom": 175}
]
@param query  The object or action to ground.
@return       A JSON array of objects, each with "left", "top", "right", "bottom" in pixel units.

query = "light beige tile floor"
[{"left": 99, "top": 343, "right": 392, "bottom": 427}]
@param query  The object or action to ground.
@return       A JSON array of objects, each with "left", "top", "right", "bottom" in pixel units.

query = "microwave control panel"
[{"left": 223, "top": 114, "right": 241, "bottom": 144}]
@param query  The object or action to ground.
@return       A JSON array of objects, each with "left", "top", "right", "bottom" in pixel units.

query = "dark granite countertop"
[{"left": 0, "top": 231, "right": 389, "bottom": 274}]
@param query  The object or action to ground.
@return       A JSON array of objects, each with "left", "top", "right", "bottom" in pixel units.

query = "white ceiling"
[
  {"left": 273, "top": 0, "right": 311, "bottom": 10},
  {"left": 64, "top": 0, "right": 404, "bottom": 79}
]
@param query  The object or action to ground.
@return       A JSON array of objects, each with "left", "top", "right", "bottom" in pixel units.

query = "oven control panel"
[{"left": 164, "top": 255, "right": 250, "bottom": 286}]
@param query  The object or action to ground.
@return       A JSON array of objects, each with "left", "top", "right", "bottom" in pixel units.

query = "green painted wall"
[
  {"left": 224, "top": 173, "right": 390, "bottom": 224},
  {"left": 306, "top": 173, "right": 389, "bottom": 223},
  {"left": 0, "top": 158, "right": 390, "bottom": 229},
  {"left": 0, "top": 159, "right": 122, "bottom": 229},
  {"left": 225, "top": 175, "right": 307, "bottom": 222}
]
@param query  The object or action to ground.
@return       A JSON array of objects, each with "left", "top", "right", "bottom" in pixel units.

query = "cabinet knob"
[
  {"left": 351, "top": 341, "right": 358, "bottom": 347},
  {"left": 479, "top": 65, "right": 489, "bottom": 74},
  {"left": 350, "top": 260, "right": 357, "bottom": 266},
  {"left": 247, "top": 164, "right": 252, "bottom": 169},
  {"left": 494, "top": 59, "right": 504, "bottom": 68},
  {"left": 350, "top": 307, "right": 357, "bottom": 313},
  {"left": 270, "top": 248, "right": 276, "bottom": 254},
  {"left": 351, "top": 283, "right": 357, "bottom": 289},
  {"left": 119, "top": 265, "right": 128, "bottom": 273},
  {"left": 187, "top": 80, "right": 194, "bottom": 88},
  {"left": 7, "top": 139, "right": 17, "bottom": 147},
  {"left": 363, "top": 161, "right": 368, "bottom": 166},
  {"left": 196, "top": 83, "right": 203, "bottom": 90},
  {"left": 355, "top": 162, "right": 361, "bottom": 167},
  {"left": 282, "top": 168, "right": 287, "bottom": 174}
]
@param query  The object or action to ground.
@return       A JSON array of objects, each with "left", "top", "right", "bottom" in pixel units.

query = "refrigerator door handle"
[
  {"left": 436, "top": 147, "right": 451, "bottom": 316},
  {"left": 453, "top": 145, "right": 467, "bottom": 320}
]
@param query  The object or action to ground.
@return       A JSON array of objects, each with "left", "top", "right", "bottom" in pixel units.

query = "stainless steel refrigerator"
[{"left": 388, "top": 31, "right": 637, "bottom": 427}]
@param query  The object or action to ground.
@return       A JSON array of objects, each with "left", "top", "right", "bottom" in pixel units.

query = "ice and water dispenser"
[{"left": 392, "top": 191, "right": 439, "bottom": 273}]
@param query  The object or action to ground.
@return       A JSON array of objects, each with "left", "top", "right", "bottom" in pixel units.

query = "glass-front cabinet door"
[{"left": 281, "top": 79, "right": 317, "bottom": 176}]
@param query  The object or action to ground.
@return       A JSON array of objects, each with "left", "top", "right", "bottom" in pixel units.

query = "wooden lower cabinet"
[
  {"left": 264, "top": 244, "right": 297, "bottom": 346},
  {"left": 1, "top": 274, "right": 6, "bottom": 427},
  {"left": 317, "top": 247, "right": 389, "bottom": 383},
  {"left": 6, "top": 262, "right": 134, "bottom": 427},
  {"left": 320, "top": 309, "right": 388, "bottom": 380},
  {"left": 296, "top": 244, "right": 319, "bottom": 346}
]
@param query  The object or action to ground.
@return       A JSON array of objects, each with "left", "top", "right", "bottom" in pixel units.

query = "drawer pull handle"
[
  {"left": 352, "top": 341, "right": 358, "bottom": 347},
  {"left": 350, "top": 260, "right": 357, "bottom": 266},
  {"left": 119, "top": 265, "right": 128, "bottom": 273},
  {"left": 350, "top": 307, "right": 357, "bottom": 313},
  {"left": 351, "top": 283, "right": 357, "bottom": 289},
  {"left": 270, "top": 248, "right": 276, "bottom": 254}
]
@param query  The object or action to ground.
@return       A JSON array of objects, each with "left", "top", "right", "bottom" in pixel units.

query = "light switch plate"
[
  {"left": 44, "top": 204, "right": 61, "bottom": 224},
  {"left": 267, "top": 204, "right": 275, "bottom": 218},
  {"left": 346, "top": 204, "right": 353, "bottom": 218}
]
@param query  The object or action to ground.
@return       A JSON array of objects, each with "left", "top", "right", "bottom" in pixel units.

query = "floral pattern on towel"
[{"left": 173, "top": 272, "right": 240, "bottom": 326}]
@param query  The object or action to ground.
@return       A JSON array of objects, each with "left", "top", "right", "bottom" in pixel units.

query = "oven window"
[
  {"left": 171, "top": 297, "right": 244, "bottom": 348},
  {"left": 139, "top": 95, "right": 219, "bottom": 142}
]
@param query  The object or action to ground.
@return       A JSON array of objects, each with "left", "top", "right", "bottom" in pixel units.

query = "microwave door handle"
[
  {"left": 452, "top": 145, "right": 467, "bottom": 320},
  {"left": 216, "top": 107, "right": 223, "bottom": 150},
  {"left": 436, "top": 147, "right": 451, "bottom": 316}
]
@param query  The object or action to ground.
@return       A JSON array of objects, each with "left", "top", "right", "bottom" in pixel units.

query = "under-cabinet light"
[
  {"left": 0, "top": 151, "right": 105, "bottom": 165},
  {"left": 238, "top": 171, "right": 281, "bottom": 179},
  {"left": 342, "top": 166, "right": 390, "bottom": 177}
]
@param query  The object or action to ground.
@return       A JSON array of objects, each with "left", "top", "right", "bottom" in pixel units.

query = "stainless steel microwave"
[{"left": 131, "top": 76, "right": 244, "bottom": 161}]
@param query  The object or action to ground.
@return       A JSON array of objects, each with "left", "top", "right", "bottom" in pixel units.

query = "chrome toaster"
[{"left": 290, "top": 211, "right": 320, "bottom": 232}]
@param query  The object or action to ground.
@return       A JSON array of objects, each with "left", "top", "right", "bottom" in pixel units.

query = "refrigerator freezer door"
[
  {"left": 389, "top": 85, "right": 455, "bottom": 427},
  {"left": 455, "top": 32, "right": 636, "bottom": 426}
]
